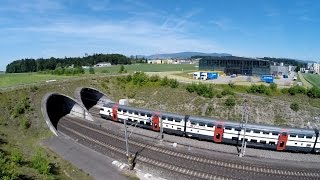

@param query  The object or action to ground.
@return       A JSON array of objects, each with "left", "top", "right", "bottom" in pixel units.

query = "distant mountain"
[{"left": 144, "top": 52, "right": 231, "bottom": 59}]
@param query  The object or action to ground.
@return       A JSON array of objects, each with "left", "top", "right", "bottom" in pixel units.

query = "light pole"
[{"left": 239, "top": 99, "right": 248, "bottom": 157}]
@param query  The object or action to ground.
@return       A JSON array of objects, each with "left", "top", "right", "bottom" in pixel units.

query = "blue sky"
[{"left": 1, "top": 0, "right": 320, "bottom": 70}]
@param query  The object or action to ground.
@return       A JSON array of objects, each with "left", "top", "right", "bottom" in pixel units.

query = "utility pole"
[
  {"left": 160, "top": 114, "right": 164, "bottom": 141},
  {"left": 239, "top": 99, "right": 248, "bottom": 157},
  {"left": 124, "top": 118, "right": 129, "bottom": 157}
]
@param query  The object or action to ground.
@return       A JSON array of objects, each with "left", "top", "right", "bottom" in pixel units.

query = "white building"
[{"left": 95, "top": 62, "right": 111, "bottom": 67}]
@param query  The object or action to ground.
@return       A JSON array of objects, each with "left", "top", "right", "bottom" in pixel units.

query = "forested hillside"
[{"left": 5, "top": 53, "right": 136, "bottom": 73}]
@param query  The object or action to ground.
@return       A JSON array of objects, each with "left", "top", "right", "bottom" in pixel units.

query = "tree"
[
  {"left": 290, "top": 102, "right": 299, "bottom": 112},
  {"left": 119, "top": 65, "right": 125, "bottom": 73}
]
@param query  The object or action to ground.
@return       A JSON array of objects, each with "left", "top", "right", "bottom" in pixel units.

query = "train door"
[
  {"left": 276, "top": 131, "right": 288, "bottom": 151},
  {"left": 112, "top": 104, "right": 118, "bottom": 121},
  {"left": 214, "top": 122, "right": 224, "bottom": 143},
  {"left": 152, "top": 112, "right": 160, "bottom": 131}
]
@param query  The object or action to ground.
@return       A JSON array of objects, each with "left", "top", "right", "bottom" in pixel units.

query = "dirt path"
[{"left": 298, "top": 71, "right": 313, "bottom": 88}]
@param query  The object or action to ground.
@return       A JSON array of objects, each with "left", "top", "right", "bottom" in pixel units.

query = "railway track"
[{"left": 57, "top": 115, "right": 320, "bottom": 179}]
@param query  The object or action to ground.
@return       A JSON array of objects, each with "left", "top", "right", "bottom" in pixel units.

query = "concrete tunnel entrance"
[
  {"left": 74, "top": 87, "right": 113, "bottom": 111},
  {"left": 41, "top": 93, "right": 93, "bottom": 136}
]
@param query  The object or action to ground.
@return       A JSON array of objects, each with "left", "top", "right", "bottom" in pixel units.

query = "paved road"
[{"left": 42, "top": 135, "right": 127, "bottom": 180}]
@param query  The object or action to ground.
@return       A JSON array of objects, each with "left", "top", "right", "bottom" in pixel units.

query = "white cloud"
[{"left": 16, "top": 19, "right": 219, "bottom": 54}]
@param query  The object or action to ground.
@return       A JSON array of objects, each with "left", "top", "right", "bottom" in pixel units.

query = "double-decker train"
[{"left": 99, "top": 102, "right": 320, "bottom": 153}]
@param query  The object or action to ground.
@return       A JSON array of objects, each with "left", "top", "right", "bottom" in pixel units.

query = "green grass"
[
  {"left": 0, "top": 73, "right": 71, "bottom": 88},
  {"left": 303, "top": 73, "right": 320, "bottom": 88},
  {"left": 298, "top": 72, "right": 313, "bottom": 88},
  {"left": 95, "top": 63, "right": 197, "bottom": 73}
]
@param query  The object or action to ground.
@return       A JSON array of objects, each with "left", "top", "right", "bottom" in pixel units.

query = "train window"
[
  {"left": 306, "top": 135, "right": 313, "bottom": 139},
  {"left": 146, "top": 122, "right": 151, "bottom": 126},
  {"left": 123, "top": 110, "right": 127, "bottom": 113},
  {"left": 172, "top": 126, "right": 174, "bottom": 128},
  {"left": 147, "top": 114, "right": 151, "bottom": 117},
  {"left": 207, "top": 124, "right": 214, "bottom": 128},
  {"left": 191, "top": 121, "right": 197, "bottom": 125},
  {"left": 225, "top": 126, "right": 232, "bottom": 130},
  {"left": 199, "top": 122, "right": 205, "bottom": 126},
  {"left": 141, "top": 113, "right": 145, "bottom": 116},
  {"left": 100, "top": 108, "right": 104, "bottom": 111},
  {"left": 281, "top": 132, "right": 287, "bottom": 136},
  {"left": 272, "top": 132, "right": 278, "bottom": 136},
  {"left": 128, "top": 110, "right": 133, "bottom": 114},
  {"left": 307, "top": 144, "right": 311, "bottom": 147},
  {"left": 241, "top": 138, "right": 248, "bottom": 142},
  {"left": 251, "top": 139, "right": 257, "bottom": 143},
  {"left": 260, "top": 140, "right": 266, "bottom": 144},
  {"left": 140, "top": 121, "right": 144, "bottom": 124},
  {"left": 263, "top": 131, "right": 269, "bottom": 135},
  {"left": 177, "top": 128, "right": 181, "bottom": 131},
  {"left": 168, "top": 117, "right": 173, "bottom": 121},
  {"left": 128, "top": 118, "right": 132, "bottom": 121},
  {"left": 134, "top": 111, "right": 139, "bottom": 115},
  {"left": 253, "top": 130, "right": 260, "bottom": 133},
  {"left": 298, "top": 135, "right": 304, "bottom": 138},
  {"left": 232, "top": 137, "right": 238, "bottom": 141},
  {"left": 290, "top": 134, "right": 296, "bottom": 137},
  {"left": 175, "top": 119, "right": 181, "bottom": 123},
  {"left": 269, "top": 142, "right": 275, "bottom": 145},
  {"left": 162, "top": 116, "right": 167, "bottom": 120},
  {"left": 246, "top": 129, "right": 251, "bottom": 133},
  {"left": 217, "top": 125, "right": 222, "bottom": 129},
  {"left": 235, "top": 127, "right": 241, "bottom": 131},
  {"left": 166, "top": 125, "right": 168, "bottom": 127}
]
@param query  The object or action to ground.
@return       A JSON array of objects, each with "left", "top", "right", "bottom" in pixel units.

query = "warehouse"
[{"left": 199, "top": 56, "right": 271, "bottom": 76}]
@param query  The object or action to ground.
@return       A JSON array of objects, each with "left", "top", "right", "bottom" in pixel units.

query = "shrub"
[
  {"left": 269, "top": 83, "right": 277, "bottom": 91},
  {"left": 20, "top": 116, "right": 30, "bottom": 129},
  {"left": 168, "top": 79, "right": 179, "bottom": 88},
  {"left": 290, "top": 102, "right": 299, "bottom": 112},
  {"left": 30, "top": 86, "right": 38, "bottom": 92},
  {"left": 225, "top": 97, "right": 236, "bottom": 108},
  {"left": 31, "top": 151, "right": 52, "bottom": 175},
  {"left": 186, "top": 83, "right": 197, "bottom": 93},
  {"left": 216, "top": 93, "right": 222, "bottom": 98},
  {"left": 149, "top": 75, "right": 160, "bottom": 82},
  {"left": 119, "top": 65, "right": 125, "bottom": 73},
  {"left": 132, "top": 72, "right": 148, "bottom": 86},
  {"left": 288, "top": 85, "right": 306, "bottom": 95},
  {"left": 11, "top": 149, "right": 23, "bottom": 165},
  {"left": 89, "top": 66, "right": 95, "bottom": 74},
  {"left": 306, "top": 87, "right": 320, "bottom": 98},
  {"left": 221, "top": 89, "right": 234, "bottom": 96},
  {"left": 160, "top": 76, "right": 169, "bottom": 86}
]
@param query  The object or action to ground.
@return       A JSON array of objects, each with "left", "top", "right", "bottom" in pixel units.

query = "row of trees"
[{"left": 5, "top": 53, "right": 143, "bottom": 73}]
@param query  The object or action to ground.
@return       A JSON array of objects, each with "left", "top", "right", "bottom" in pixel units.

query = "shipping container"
[{"left": 261, "top": 75, "right": 274, "bottom": 83}]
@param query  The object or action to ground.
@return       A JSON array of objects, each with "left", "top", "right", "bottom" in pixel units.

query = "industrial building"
[{"left": 199, "top": 56, "right": 271, "bottom": 76}]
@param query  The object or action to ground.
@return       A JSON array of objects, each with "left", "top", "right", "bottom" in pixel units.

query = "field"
[
  {"left": 0, "top": 64, "right": 197, "bottom": 89},
  {"left": 303, "top": 73, "right": 320, "bottom": 88},
  {"left": 0, "top": 73, "right": 71, "bottom": 88},
  {"left": 94, "top": 63, "right": 197, "bottom": 73}
]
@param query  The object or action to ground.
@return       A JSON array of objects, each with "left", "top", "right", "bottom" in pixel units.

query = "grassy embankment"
[
  {"left": 298, "top": 72, "right": 313, "bottom": 88},
  {"left": 303, "top": 73, "right": 320, "bottom": 88}
]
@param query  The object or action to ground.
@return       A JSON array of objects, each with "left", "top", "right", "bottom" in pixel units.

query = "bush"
[
  {"left": 30, "top": 85, "right": 38, "bottom": 92},
  {"left": 288, "top": 85, "right": 306, "bottom": 95},
  {"left": 149, "top": 75, "right": 160, "bottom": 82},
  {"left": 225, "top": 97, "right": 236, "bottom": 108},
  {"left": 20, "top": 116, "right": 30, "bottom": 129},
  {"left": 221, "top": 89, "right": 234, "bottom": 96},
  {"left": 307, "top": 87, "right": 320, "bottom": 98},
  {"left": 186, "top": 83, "right": 197, "bottom": 93},
  {"left": 132, "top": 72, "right": 148, "bottom": 86},
  {"left": 160, "top": 76, "right": 169, "bottom": 86},
  {"left": 168, "top": 79, "right": 179, "bottom": 88},
  {"left": 119, "top": 65, "right": 125, "bottom": 73},
  {"left": 216, "top": 93, "right": 223, "bottom": 98},
  {"left": 11, "top": 149, "right": 23, "bottom": 165},
  {"left": 89, "top": 66, "right": 95, "bottom": 74},
  {"left": 31, "top": 151, "right": 52, "bottom": 175},
  {"left": 269, "top": 83, "right": 277, "bottom": 91},
  {"left": 290, "top": 102, "right": 299, "bottom": 112},
  {"left": 0, "top": 152, "right": 20, "bottom": 179}
]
